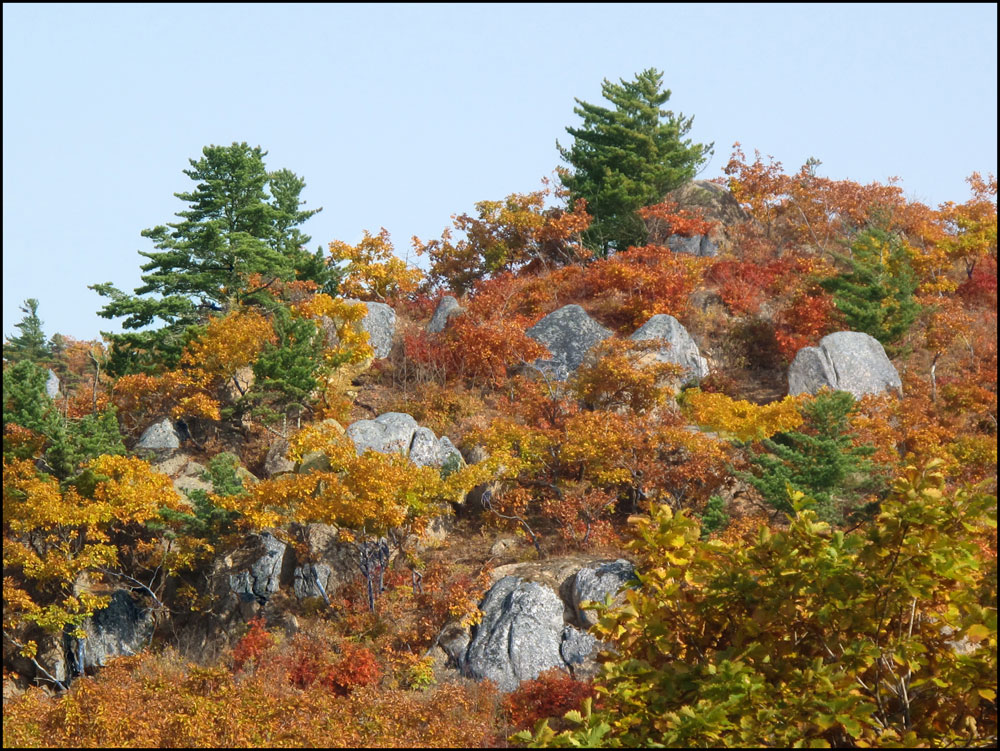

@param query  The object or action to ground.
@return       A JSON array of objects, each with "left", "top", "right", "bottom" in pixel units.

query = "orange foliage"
[
  {"left": 638, "top": 199, "right": 715, "bottom": 239},
  {"left": 503, "top": 667, "right": 596, "bottom": 732},
  {"left": 570, "top": 338, "right": 680, "bottom": 414},
  {"left": 414, "top": 181, "right": 592, "bottom": 294},
  {"left": 328, "top": 228, "right": 423, "bottom": 301}
]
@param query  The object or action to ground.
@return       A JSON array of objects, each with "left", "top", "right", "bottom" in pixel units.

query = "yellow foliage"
[
  {"left": 180, "top": 309, "right": 275, "bottom": 382},
  {"left": 229, "top": 423, "right": 490, "bottom": 538},
  {"left": 3, "top": 456, "right": 183, "bottom": 639},
  {"left": 328, "top": 228, "right": 423, "bottom": 301},
  {"left": 683, "top": 388, "right": 804, "bottom": 442}
]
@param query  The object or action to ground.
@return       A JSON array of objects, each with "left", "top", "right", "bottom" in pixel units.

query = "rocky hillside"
[{"left": 3, "top": 137, "right": 996, "bottom": 746}]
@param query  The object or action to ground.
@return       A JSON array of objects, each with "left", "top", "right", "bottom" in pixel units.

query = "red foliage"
[
  {"left": 774, "top": 290, "right": 840, "bottom": 362},
  {"left": 231, "top": 617, "right": 275, "bottom": 673},
  {"left": 285, "top": 638, "right": 380, "bottom": 696},
  {"left": 502, "top": 668, "right": 596, "bottom": 731},
  {"left": 708, "top": 258, "right": 791, "bottom": 316},
  {"left": 638, "top": 199, "right": 715, "bottom": 239},
  {"left": 957, "top": 256, "right": 997, "bottom": 306}
]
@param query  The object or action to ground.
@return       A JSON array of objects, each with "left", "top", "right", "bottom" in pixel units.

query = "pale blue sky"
[{"left": 3, "top": 3, "right": 997, "bottom": 342}]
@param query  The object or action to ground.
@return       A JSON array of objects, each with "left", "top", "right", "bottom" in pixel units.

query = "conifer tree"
[
  {"left": 741, "top": 390, "right": 886, "bottom": 522},
  {"left": 558, "top": 68, "right": 712, "bottom": 256},
  {"left": 820, "top": 224, "right": 920, "bottom": 351},
  {"left": 91, "top": 142, "right": 330, "bottom": 375},
  {"left": 3, "top": 299, "right": 50, "bottom": 366}
]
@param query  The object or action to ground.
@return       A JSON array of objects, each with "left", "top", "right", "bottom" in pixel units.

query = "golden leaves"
[
  {"left": 328, "top": 229, "right": 423, "bottom": 302},
  {"left": 682, "top": 388, "right": 804, "bottom": 442}
]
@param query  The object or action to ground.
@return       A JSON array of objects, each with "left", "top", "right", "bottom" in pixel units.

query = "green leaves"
[
  {"left": 558, "top": 69, "right": 713, "bottom": 256},
  {"left": 527, "top": 461, "right": 996, "bottom": 748},
  {"left": 91, "top": 142, "right": 325, "bottom": 375},
  {"left": 819, "top": 224, "right": 920, "bottom": 351}
]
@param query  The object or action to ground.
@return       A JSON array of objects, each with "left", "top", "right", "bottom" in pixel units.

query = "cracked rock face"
[
  {"left": 571, "top": 559, "right": 636, "bottom": 627},
  {"left": 629, "top": 314, "right": 709, "bottom": 381},
  {"left": 461, "top": 576, "right": 580, "bottom": 692},
  {"left": 788, "top": 331, "right": 902, "bottom": 399},
  {"left": 525, "top": 304, "right": 613, "bottom": 381},
  {"left": 66, "top": 589, "right": 155, "bottom": 675},
  {"left": 229, "top": 532, "right": 287, "bottom": 602},
  {"left": 346, "top": 412, "right": 463, "bottom": 469}
]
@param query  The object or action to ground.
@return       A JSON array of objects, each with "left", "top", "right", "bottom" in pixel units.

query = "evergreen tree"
[
  {"left": 741, "top": 390, "right": 886, "bottom": 522},
  {"left": 558, "top": 68, "right": 713, "bottom": 256},
  {"left": 3, "top": 298, "right": 50, "bottom": 366},
  {"left": 3, "top": 359, "right": 125, "bottom": 478},
  {"left": 91, "top": 142, "right": 330, "bottom": 375},
  {"left": 245, "top": 305, "right": 327, "bottom": 426},
  {"left": 2, "top": 359, "right": 58, "bottom": 437},
  {"left": 820, "top": 224, "right": 920, "bottom": 351}
]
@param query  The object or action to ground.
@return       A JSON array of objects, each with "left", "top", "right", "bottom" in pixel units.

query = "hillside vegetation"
[{"left": 3, "top": 70, "right": 996, "bottom": 748}]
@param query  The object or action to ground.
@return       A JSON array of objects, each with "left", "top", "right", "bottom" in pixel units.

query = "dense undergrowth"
[{"left": 3, "top": 69, "right": 996, "bottom": 747}]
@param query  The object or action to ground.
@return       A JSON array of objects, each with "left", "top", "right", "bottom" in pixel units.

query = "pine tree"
[
  {"left": 741, "top": 390, "right": 886, "bottom": 522},
  {"left": 3, "top": 298, "right": 50, "bottom": 366},
  {"left": 245, "top": 305, "right": 326, "bottom": 426},
  {"left": 820, "top": 224, "right": 920, "bottom": 351},
  {"left": 558, "top": 68, "right": 712, "bottom": 256},
  {"left": 3, "top": 358, "right": 125, "bottom": 478},
  {"left": 91, "top": 143, "right": 330, "bottom": 375}
]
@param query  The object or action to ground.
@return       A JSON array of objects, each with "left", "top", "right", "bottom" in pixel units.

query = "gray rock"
[
  {"left": 656, "top": 180, "right": 750, "bottom": 254},
  {"left": 788, "top": 331, "right": 902, "bottom": 399},
  {"left": 264, "top": 438, "right": 296, "bottom": 477},
  {"left": 229, "top": 532, "right": 287, "bottom": 602},
  {"left": 630, "top": 314, "right": 709, "bottom": 381},
  {"left": 346, "top": 412, "right": 463, "bottom": 470},
  {"left": 69, "top": 589, "right": 154, "bottom": 672},
  {"left": 152, "top": 454, "right": 211, "bottom": 497},
  {"left": 437, "top": 436, "right": 464, "bottom": 472},
  {"left": 408, "top": 426, "right": 442, "bottom": 467},
  {"left": 293, "top": 562, "right": 333, "bottom": 602},
  {"left": 45, "top": 369, "right": 60, "bottom": 398},
  {"left": 572, "top": 559, "right": 636, "bottom": 628},
  {"left": 427, "top": 296, "right": 464, "bottom": 333},
  {"left": 135, "top": 418, "right": 181, "bottom": 453},
  {"left": 347, "top": 299, "right": 396, "bottom": 358},
  {"left": 526, "top": 304, "right": 613, "bottom": 381},
  {"left": 667, "top": 233, "right": 718, "bottom": 257},
  {"left": 560, "top": 625, "right": 599, "bottom": 667},
  {"left": 462, "top": 576, "right": 568, "bottom": 692}
]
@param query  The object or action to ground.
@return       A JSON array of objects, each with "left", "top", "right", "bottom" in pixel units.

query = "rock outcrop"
[
  {"left": 263, "top": 437, "right": 296, "bottom": 477},
  {"left": 667, "top": 233, "right": 718, "bottom": 257},
  {"left": 571, "top": 559, "right": 636, "bottom": 627},
  {"left": 135, "top": 418, "right": 181, "bottom": 454},
  {"left": 346, "top": 412, "right": 463, "bottom": 470},
  {"left": 222, "top": 532, "right": 291, "bottom": 609},
  {"left": 655, "top": 179, "right": 750, "bottom": 254},
  {"left": 440, "top": 556, "right": 636, "bottom": 692},
  {"left": 151, "top": 453, "right": 212, "bottom": 497},
  {"left": 67, "top": 589, "right": 155, "bottom": 674},
  {"left": 788, "top": 331, "right": 902, "bottom": 398},
  {"left": 45, "top": 369, "right": 60, "bottom": 399},
  {"left": 349, "top": 299, "right": 396, "bottom": 358},
  {"left": 525, "top": 304, "right": 612, "bottom": 381},
  {"left": 427, "top": 295, "right": 464, "bottom": 333},
  {"left": 462, "top": 576, "right": 582, "bottom": 692},
  {"left": 629, "top": 314, "right": 709, "bottom": 381}
]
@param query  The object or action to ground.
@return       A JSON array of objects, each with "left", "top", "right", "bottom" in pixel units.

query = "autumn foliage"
[{"left": 3, "top": 129, "right": 996, "bottom": 749}]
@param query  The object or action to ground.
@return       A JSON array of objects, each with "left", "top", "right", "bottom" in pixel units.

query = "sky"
[{"left": 3, "top": 3, "right": 997, "bottom": 343}]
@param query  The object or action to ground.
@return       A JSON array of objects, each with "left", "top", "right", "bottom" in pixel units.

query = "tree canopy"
[
  {"left": 558, "top": 68, "right": 713, "bottom": 256},
  {"left": 91, "top": 142, "right": 331, "bottom": 375}
]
